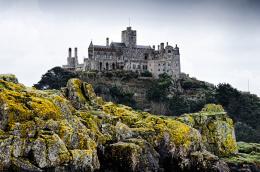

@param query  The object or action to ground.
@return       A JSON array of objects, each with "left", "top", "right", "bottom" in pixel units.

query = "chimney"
[
  {"left": 68, "top": 48, "right": 72, "bottom": 58},
  {"left": 153, "top": 45, "right": 155, "bottom": 50},
  {"left": 106, "top": 37, "right": 109, "bottom": 47},
  {"left": 74, "top": 47, "right": 78, "bottom": 57},
  {"left": 166, "top": 42, "right": 168, "bottom": 46},
  {"left": 160, "top": 43, "right": 164, "bottom": 51},
  {"left": 158, "top": 45, "right": 160, "bottom": 51}
]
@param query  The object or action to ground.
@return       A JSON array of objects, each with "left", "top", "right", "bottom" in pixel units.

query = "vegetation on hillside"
[{"left": 146, "top": 75, "right": 260, "bottom": 143}]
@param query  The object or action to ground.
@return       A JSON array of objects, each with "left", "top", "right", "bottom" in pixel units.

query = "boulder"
[{"left": 103, "top": 139, "right": 160, "bottom": 172}]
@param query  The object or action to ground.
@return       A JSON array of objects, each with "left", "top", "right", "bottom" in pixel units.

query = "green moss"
[
  {"left": 223, "top": 142, "right": 260, "bottom": 165},
  {"left": 238, "top": 142, "right": 260, "bottom": 154}
]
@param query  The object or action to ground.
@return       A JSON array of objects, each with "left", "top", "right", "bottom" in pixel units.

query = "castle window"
[
  {"left": 99, "top": 62, "right": 102, "bottom": 71},
  {"left": 168, "top": 50, "right": 171, "bottom": 53},
  {"left": 144, "top": 53, "right": 148, "bottom": 60},
  {"left": 112, "top": 63, "right": 115, "bottom": 70},
  {"left": 158, "top": 63, "right": 160, "bottom": 66},
  {"left": 158, "top": 69, "right": 160, "bottom": 71}
]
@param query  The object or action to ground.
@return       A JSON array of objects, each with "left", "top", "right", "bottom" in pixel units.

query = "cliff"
[{"left": 0, "top": 74, "right": 258, "bottom": 172}]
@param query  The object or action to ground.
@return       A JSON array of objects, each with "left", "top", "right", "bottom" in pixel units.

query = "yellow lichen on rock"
[
  {"left": 177, "top": 104, "right": 238, "bottom": 157},
  {"left": 0, "top": 77, "right": 240, "bottom": 171},
  {"left": 102, "top": 101, "right": 201, "bottom": 151},
  {"left": 29, "top": 96, "right": 62, "bottom": 120},
  {"left": 200, "top": 104, "right": 225, "bottom": 113}
]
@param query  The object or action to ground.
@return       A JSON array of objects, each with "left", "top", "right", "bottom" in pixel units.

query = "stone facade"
[{"left": 63, "top": 26, "right": 181, "bottom": 78}]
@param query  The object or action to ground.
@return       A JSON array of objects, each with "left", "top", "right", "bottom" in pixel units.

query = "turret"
[
  {"left": 121, "top": 26, "right": 137, "bottom": 47},
  {"left": 74, "top": 47, "right": 78, "bottom": 57},
  {"left": 174, "top": 44, "right": 180, "bottom": 55},
  {"left": 68, "top": 48, "right": 72, "bottom": 58},
  {"left": 160, "top": 43, "right": 164, "bottom": 53},
  {"left": 89, "top": 41, "right": 93, "bottom": 48},
  {"left": 106, "top": 37, "right": 109, "bottom": 47}
]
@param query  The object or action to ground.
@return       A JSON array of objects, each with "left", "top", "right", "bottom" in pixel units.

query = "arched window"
[
  {"left": 106, "top": 62, "right": 109, "bottom": 70},
  {"left": 99, "top": 62, "right": 102, "bottom": 71},
  {"left": 144, "top": 53, "right": 148, "bottom": 60},
  {"left": 112, "top": 63, "right": 115, "bottom": 70}
]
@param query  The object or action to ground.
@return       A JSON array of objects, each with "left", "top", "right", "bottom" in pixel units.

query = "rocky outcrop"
[
  {"left": 177, "top": 104, "right": 237, "bottom": 157},
  {"left": 0, "top": 75, "right": 245, "bottom": 171},
  {"left": 0, "top": 74, "right": 18, "bottom": 84}
]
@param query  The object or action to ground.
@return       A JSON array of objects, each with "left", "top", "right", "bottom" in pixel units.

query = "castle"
[{"left": 63, "top": 26, "right": 181, "bottom": 78}]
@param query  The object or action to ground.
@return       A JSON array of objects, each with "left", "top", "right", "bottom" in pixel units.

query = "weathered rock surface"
[
  {"left": 177, "top": 104, "right": 237, "bottom": 157},
  {"left": 0, "top": 75, "right": 250, "bottom": 172}
]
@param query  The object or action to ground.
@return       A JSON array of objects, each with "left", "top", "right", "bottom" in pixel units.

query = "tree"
[{"left": 34, "top": 67, "right": 78, "bottom": 90}]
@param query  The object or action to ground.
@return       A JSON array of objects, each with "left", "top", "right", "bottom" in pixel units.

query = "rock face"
[
  {"left": 177, "top": 104, "right": 238, "bottom": 157},
  {"left": 0, "top": 75, "right": 243, "bottom": 171}
]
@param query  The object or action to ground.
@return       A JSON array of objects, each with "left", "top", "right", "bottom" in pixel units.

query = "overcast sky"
[{"left": 0, "top": 0, "right": 259, "bottom": 95}]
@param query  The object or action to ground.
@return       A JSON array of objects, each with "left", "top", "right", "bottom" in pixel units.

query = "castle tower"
[
  {"left": 66, "top": 47, "right": 79, "bottom": 68},
  {"left": 67, "top": 48, "right": 72, "bottom": 67},
  {"left": 121, "top": 27, "right": 136, "bottom": 47},
  {"left": 173, "top": 44, "right": 181, "bottom": 77},
  {"left": 74, "top": 47, "right": 78, "bottom": 58},
  {"left": 106, "top": 37, "right": 109, "bottom": 47},
  {"left": 68, "top": 48, "right": 72, "bottom": 58},
  {"left": 74, "top": 47, "right": 79, "bottom": 66}
]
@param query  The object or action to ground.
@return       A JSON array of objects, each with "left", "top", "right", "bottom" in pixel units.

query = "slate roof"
[
  {"left": 136, "top": 45, "right": 152, "bottom": 49},
  {"left": 110, "top": 42, "right": 126, "bottom": 48}
]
